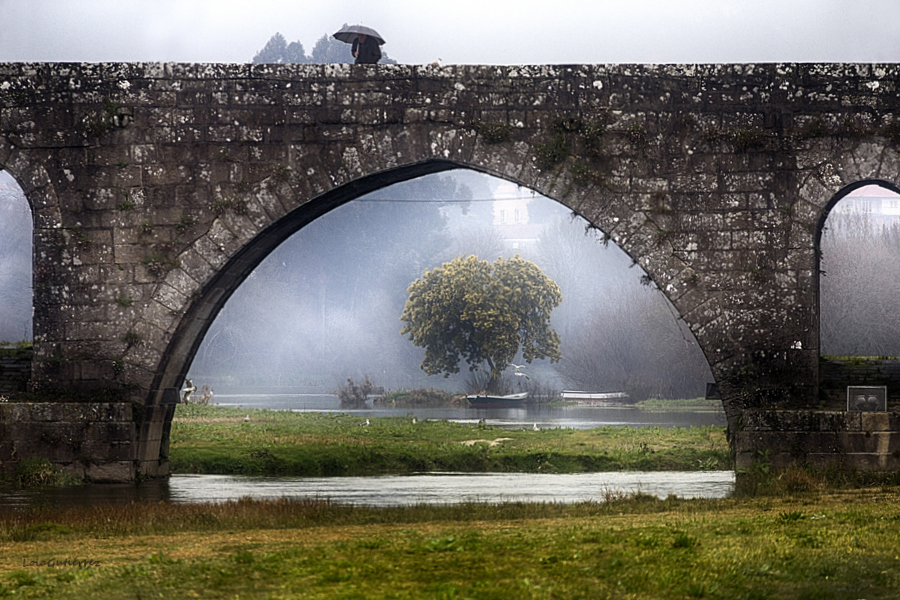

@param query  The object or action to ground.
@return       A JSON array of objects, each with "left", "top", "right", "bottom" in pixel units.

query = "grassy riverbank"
[
  {"left": 635, "top": 397, "right": 725, "bottom": 411},
  {"left": 2, "top": 486, "right": 900, "bottom": 598},
  {"left": 168, "top": 404, "right": 730, "bottom": 476}
]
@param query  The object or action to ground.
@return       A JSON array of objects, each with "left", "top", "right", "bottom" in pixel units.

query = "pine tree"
[
  {"left": 252, "top": 32, "right": 309, "bottom": 64},
  {"left": 253, "top": 28, "right": 396, "bottom": 64}
]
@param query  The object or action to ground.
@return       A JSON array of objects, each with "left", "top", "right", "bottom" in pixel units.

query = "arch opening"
[
  {"left": 171, "top": 166, "right": 714, "bottom": 413},
  {"left": 819, "top": 181, "right": 900, "bottom": 358},
  {"left": 0, "top": 169, "right": 33, "bottom": 344}
]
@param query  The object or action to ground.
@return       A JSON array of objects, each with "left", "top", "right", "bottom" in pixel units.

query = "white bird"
[
  {"left": 411, "top": 417, "right": 417, "bottom": 425},
  {"left": 511, "top": 364, "right": 530, "bottom": 380},
  {"left": 429, "top": 58, "right": 442, "bottom": 67},
  {"left": 243, "top": 415, "right": 250, "bottom": 423},
  {"left": 181, "top": 379, "right": 197, "bottom": 403},
  {"left": 361, "top": 419, "right": 370, "bottom": 427},
  {"left": 532, "top": 423, "right": 539, "bottom": 431}
]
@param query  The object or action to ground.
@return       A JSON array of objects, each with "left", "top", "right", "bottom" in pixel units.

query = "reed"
[{"left": 3, "top": 489, "right": 900, "bottom": 598}]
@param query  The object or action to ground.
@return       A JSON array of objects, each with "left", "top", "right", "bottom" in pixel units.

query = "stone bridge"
[{"left": 2, "top": 62, "right": 900, "bottom": 480}]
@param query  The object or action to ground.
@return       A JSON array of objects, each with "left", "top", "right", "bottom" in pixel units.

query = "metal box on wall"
[{"left": 847, "top": 386, "right": 887, "bottom": 411}]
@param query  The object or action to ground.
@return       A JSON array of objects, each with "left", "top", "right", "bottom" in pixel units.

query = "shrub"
[
  {"left": 338, "top": 376, "right": 376, "bottom": 409},
  {"left": 14, "top": 457, "right": 68, "bottom": 487}
]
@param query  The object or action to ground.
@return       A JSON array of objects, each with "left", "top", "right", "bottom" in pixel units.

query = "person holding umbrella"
[
  {"left": 353, "top": 33, "right": 382, "bottom": 64},
  {"left": 333, "top": 25, "right": 385, "bottom": 64}
]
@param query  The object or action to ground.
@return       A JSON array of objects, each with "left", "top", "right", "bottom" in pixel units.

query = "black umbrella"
[{"left": 333, "top": 25, "right": 386, "bottom": 45}]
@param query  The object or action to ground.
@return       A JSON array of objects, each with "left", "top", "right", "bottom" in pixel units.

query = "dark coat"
[{"left": 352, "top": 37, "right": 382, "bottom": 64}]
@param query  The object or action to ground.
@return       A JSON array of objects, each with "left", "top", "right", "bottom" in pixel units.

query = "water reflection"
[
  {"left": 0, "top": 471, "right": 734, "bottom": 510},
  {"left": 0, "top": 480, "right": 170, "bottom": 509},
  {"left": 213, "top": 394, "right": 726, "bottom": 430}
]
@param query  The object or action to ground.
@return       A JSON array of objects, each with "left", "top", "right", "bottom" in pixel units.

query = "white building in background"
[
  {"left": 492, "top": 182, "right": 543, "bottom": 252},
  {"left": 832, "top": 184, "right": 900, "bottom": 225}
]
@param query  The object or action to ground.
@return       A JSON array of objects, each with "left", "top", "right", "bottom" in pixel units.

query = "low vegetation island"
[{"left": 168, "top": 404, "right": 730, "bottom": 476}]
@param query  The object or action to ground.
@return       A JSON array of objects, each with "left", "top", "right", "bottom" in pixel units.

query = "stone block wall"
[
  {"left": 734, "top": 409, "right": 900, "bottom": 472},
  {"left": 819, "top": 358, "right": 900, "bottom": 410},
  {"left": 4, "top": 62, "right": 900, "bottom": 414},
  {"left": 5, "top": 63, "right": 900, "bottom": 475},
  {"left": 0, "top": 348, "right": 31, "bottom": 394},
  {"left": 0, "top": 402, "right": 163, "bottom": 483}
]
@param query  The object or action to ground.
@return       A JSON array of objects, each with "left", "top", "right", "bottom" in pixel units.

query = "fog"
[
  {"left": 2, "top": 1, "right": 900, "bottom": 65},
  {"left": 820, "top": 184, "right": 900, "bottom": 356},
  {"left": 4, "top": 170, "right": 900, "bottom": 398},
  {"left": 187, "top": 169, "right": 712, "bottom": 398},
  {"left": 0, "top": 171, "right": 32, "bottom": 342}
]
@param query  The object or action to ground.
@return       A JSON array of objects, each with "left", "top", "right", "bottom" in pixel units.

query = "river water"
[
  {"left": 0, "top": 395, "right": 733, "bottom": 510},
  {"left": 0, "top": 472, "right": 735, "bottom": 509},
  {"left": 215, "top": 393, "right": 728, "bottom": 430}
]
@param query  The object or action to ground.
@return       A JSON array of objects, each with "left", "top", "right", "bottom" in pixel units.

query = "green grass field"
[
  {"left": 4, "top": 405, "right": 898, "bottom": 598},
  {"left": 2, "top": 488, "right": 900, "bottom": 599},
  {"left": 168, "top": 404, "right": 731, "bottom": 476}
]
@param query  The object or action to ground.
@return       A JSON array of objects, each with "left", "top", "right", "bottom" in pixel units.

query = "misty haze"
[
  {"left": 820, "top": 184, "right": 900, "bottom": 357},
  {"left": 5, "top": 170, "right": 899, "bottom": 402},
  {"left": 185, "top": 170, "right": 715, "bottom": 400},
  {"left": 0, "top": 171, "right": 32, "bottom": 343}
]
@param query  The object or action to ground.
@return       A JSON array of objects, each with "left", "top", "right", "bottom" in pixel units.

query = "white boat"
[
  {"left": 465, "top": 392, "right": 528, "bottom": 407},
  {"left": 560, "top": 391, "right": 629, "bottom": 405}
]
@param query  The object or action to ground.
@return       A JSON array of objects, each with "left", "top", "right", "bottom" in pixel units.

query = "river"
[
  {"left": 0, "top": 395, "right": 732, "bottom": 510},
  {"left": 0, "top": 472, "right": 735, "bottom": 509},
  {"left": 214, "top": 393, "right": 727, "bottom": 430}
]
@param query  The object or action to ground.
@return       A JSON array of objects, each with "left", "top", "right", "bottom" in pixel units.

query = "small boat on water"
[
  {"left": 560, "top": 390, "right": 629, "bottom": 406},
  {"left": 466, "top": 392, "right": 528, "bottom": 408}
]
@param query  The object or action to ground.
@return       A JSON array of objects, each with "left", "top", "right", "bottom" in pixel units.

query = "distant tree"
[
  {"left": 400, "top": 255, "right": 562, "bottom": 392},
  {"left": 451, "top": 226, "right": 505, "bottom": 264},
  {"left": 252, "top": 28, "right": 398, "bottom": 65},
  {"left": 252, "top": 32, "right": 309, "bottom": 64},
  {"left": 309, "top": 33, "right": 353, "bottom": 64},
  {"left": 534, "top": 217, "right": 611, "bottom": 340},
  {"left": 557, "top": 283, "right": 711, "bottom": 401}
]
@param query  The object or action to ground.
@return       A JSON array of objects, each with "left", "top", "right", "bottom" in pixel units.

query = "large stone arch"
[
  {"left": 152, "top": 157, "right": 720, "bottom": 409},
  {"left": 0, "top": 143, "right": 64, "bottom": 360},
  {"left": 5, "top": 62, "right": 900, "bottom": 478},
  {"left": 152, "top": 160, "right": 465, "bottom": 402}
]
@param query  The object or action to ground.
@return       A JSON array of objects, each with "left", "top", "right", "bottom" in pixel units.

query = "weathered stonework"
[
  {"left": 735, "top": 410, "right": 900, "bottom": 472},
  {"left": 820, "top": 359, "right": 900, "bottom": 408},
  {"left": 0, "top": 348, "right": 31, "bottom": 394},
  {"left": 2, "top": 62, "right": 900, "bottom": 477},
  {"left": 0, "top": 401, "right": 175, "bottom": 482}
]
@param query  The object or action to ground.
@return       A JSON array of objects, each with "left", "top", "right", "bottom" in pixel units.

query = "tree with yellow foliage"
[{"left": 400, "top": 255, "right": 562, "bottom": 392}]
